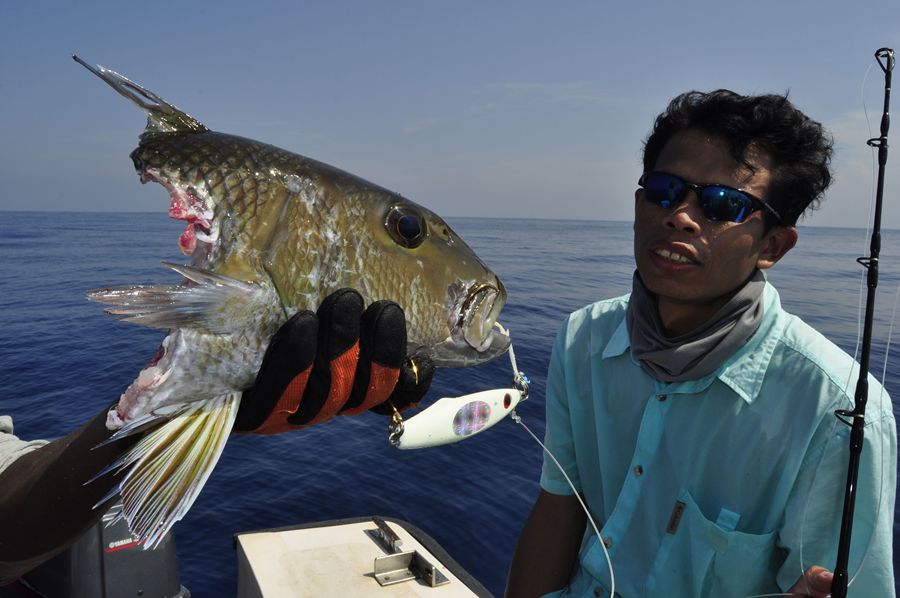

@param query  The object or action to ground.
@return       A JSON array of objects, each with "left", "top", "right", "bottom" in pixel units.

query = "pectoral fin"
[
  {"left": 88, "top": 262, "right": 279, "bottom": 334},
  {"left": 95, "top": 394, "right": 240, "bottom": 549}
]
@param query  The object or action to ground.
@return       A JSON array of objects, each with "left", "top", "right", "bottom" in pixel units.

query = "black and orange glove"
[{"left": 234, "top": 289, "right": 434, "bottom": 434}]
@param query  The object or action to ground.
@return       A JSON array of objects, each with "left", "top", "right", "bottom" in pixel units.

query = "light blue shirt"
[{"left": 540, "top": 284, "right": 896, "bottom": 597}]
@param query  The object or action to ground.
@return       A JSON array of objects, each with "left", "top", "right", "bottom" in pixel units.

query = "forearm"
[
  {"left": 506, "top": 490, "right": 587, "bottom": 598},
  {"left": 0, "top": 405, "right": 138, "bottom": 583}
]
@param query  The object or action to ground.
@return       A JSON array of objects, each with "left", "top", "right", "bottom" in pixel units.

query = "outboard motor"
[{"left": 0, "top": 500, "right": 188, "bottom": 597}]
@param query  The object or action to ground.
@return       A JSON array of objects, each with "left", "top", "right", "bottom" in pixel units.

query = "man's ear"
[{"left": 757, "top": 225, "right": 798, "bottom": 270}]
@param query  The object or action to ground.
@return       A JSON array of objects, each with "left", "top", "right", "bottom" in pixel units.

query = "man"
[
  {"left": 0, "top": 290, "right": 433, "bottom": 584},
  {"left": 506, "top": 91, "right": 896, "bottom": 597}
]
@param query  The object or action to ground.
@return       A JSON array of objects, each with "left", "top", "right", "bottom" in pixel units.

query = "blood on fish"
[
  {"left": 148, "top": 345, "right": 165, "bottom": 367},
  {"left": 179, "top": 222, "right": 197, "bottom": 255},
  {"left": 167, "top": 191, "right": 211, "bottom": 255},
  {"left": 168, "top": 195, "right": 189, "bottom": 219}
]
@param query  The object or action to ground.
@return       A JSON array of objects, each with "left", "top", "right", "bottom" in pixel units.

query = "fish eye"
[{"left": 386, "top": 205, "right": 426, "bottom": 248}]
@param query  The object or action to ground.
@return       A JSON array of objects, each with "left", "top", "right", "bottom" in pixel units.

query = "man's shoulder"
[
  {"left": 760, "top": 285, "right": 855, "bottom": 375},
  {"left": 769, "top": 305, "right": 893, "bottom": 419},
  {"left": 567, "top": 294, "right": 630, "bottom": 326},
  {"left": 773, "top": 308, "right": 856, "bottom": 380},
  {"left": 777, "top": 312, "right": 849, "bottom": 365},
  {"left": 555, "top": 294, "right": 631, "bottom": 354}
]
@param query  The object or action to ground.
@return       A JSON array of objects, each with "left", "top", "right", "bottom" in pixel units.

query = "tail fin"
[
  {"left": 73, "top": 55, "right": 208, "bottom": 135},
  {"left": 96, "top": 394, "right": 239, "bottom": 549}
]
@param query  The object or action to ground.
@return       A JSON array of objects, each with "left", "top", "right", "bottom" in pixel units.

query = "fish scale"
[{"left": 76, "top": 56, "right": 510, "bottom": 548}]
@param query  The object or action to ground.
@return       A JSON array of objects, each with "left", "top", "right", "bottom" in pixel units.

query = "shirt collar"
[
  {"left": 601, "top": 313, "right": 631, "bottom": 359},
  {"left": 600, "top": 284, "right": 785, "bottom": 404}
]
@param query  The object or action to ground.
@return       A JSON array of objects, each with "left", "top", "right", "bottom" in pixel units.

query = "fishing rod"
[{"left": 831, "top": 46, "right": 894, "bottom": 598}]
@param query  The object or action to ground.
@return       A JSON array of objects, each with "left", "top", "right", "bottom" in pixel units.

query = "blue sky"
[{"left": 1, "top": 1, "right": 898, "bottom": 228}]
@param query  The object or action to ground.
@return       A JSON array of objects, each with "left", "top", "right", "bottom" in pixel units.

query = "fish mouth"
[
  {"left": 430, "top": 278, "right": 510, "bottom": 368},
  {"left": 139, "top": 168, "right": 219, "bottom": 260}
]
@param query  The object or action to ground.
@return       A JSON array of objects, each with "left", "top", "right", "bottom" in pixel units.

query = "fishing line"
[
  {"left": 804, "top": 277, "right": 897, "bottom": 595},
  {"left": 776, "top": 52, "right": 896, "bottom": 598},
  {"left": 509, "top": 413, "right": 616, "bottom": 598},
  {"left": 713, "top": 113, "right": 896, "bottom": 598},
  {"left": 828, "top": 46, "right": 893, "bottom": 598},
  {"left": 833, "top": 51, "right": 895, "bottom": 591},
  {"left": 839, "top": 55, "right": 900, "bottom": 588},
  {"left": 784, "top": 57, "right": 892, "bottom": 597},
  {"left": 846, "top": 59, "right": 880, "bottom": 392},
  {"left": 788, "top": 62, "right": 885, "bottom": 597},
  {"left": 499, "top": 325, "right": 617, "bottom": 597}
]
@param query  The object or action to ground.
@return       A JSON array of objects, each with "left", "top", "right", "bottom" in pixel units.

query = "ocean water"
[{"left": 0, "top": 211, "right": 897, "bottom": 596}]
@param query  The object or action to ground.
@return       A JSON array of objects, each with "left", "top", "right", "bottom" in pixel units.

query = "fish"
[{"left": 73, "top": 56, "right": 510, "bottom": 548}]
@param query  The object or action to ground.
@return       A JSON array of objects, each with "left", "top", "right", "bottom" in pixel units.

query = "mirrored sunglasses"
[{"left": 638, "top": 171, "right": 782, "bottom": 223}]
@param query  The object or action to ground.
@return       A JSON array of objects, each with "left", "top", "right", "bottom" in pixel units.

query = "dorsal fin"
[{"left": 73, "top": 55, "right": 208, "bottom": 135}]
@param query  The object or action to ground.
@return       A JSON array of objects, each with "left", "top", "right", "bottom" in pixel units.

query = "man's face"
[{"left": 633, "top": 129, "right": 796, "bottom": 333}]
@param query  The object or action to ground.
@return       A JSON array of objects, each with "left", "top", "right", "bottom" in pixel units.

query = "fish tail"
[
  {"left": 72, "top": 55, "right": 208, "bottom": 135},
  {"left": 102, "top": 394, "right": 240, "bottom": 549}
]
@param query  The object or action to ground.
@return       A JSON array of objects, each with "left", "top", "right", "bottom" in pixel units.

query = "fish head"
[{"left": 366, "top": 198, "right": 510, "bottom": 368}]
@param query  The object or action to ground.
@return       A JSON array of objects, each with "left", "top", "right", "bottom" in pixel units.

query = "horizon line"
[{"left": 0, "top": 209, "right": 886, "bottom": 231}]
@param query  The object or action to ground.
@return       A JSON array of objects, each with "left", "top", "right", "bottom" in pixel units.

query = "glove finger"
[
  {"left": 289, "top": 289, "right": 363, "bottom": 426},
  {"left": 369, "top": 350, "right": 434, "bottom": 415},
  {"left": 235, "top": 311, "right": 318, "bottom": 433},
  {"left": 341, "top": 300, "right": 406, "bottom": 416}
]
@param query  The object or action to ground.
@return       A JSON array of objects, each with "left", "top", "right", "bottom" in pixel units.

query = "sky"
[{"left": 1, "top": 1, "right": 899, "bottom": 228}]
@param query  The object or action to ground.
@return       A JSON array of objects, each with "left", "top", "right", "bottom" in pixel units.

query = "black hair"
[{"left": 642, "top": 90, "right": 833, "bottom": 226}]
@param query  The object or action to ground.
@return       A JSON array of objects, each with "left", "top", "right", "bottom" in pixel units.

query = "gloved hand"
[{"left": 234, "top": 289, "right": 434, "bottom": 434}]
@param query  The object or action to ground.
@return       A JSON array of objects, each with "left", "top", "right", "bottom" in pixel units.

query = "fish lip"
[
  {"left": 426, "top": 330, "right": 511, "bottom": 368},
  {"left": 436, "top": 277, "right": 509, "bottom": 366}
]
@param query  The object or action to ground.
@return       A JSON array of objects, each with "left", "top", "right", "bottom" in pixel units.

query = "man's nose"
[{"left": 662, "top": 191, "right": 704, "bottom": 234}]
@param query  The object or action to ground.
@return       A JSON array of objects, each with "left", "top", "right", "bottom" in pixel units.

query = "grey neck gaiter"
[{"left": 625, "top": 269, "right": 766, "bottom": 382}]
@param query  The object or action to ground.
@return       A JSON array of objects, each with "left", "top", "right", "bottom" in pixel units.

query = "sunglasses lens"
[
  {"left": 642, "top": 172, "right": 685, "bottom": 208},
  {"left": 700, "top": 187, "right": 753, "bottom": 222},
  {"left": 640, "top": 172, "right": 765, "bottom": 223}
]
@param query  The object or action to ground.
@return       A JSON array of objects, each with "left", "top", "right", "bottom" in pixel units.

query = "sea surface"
[{"left": 0, "top": 212, "right": 898, "bottom": 596}]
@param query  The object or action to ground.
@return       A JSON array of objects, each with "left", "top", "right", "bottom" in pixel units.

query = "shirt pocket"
[{"left": 646, "top": 489, "right": 781, "bottom": 597}]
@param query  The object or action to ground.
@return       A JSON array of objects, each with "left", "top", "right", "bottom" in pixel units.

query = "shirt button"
[
  {"left": 634, "top": 464, "right": 643, "bottom": 476},
  {"left": 602, "top": 537, "right": 613, "bottom": 549},
  {"left": 657, "top": 394, "right": 667, "bottom": 401},
  {"left": 593, "top": 588, "right": 604, "bottom": 597}
]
